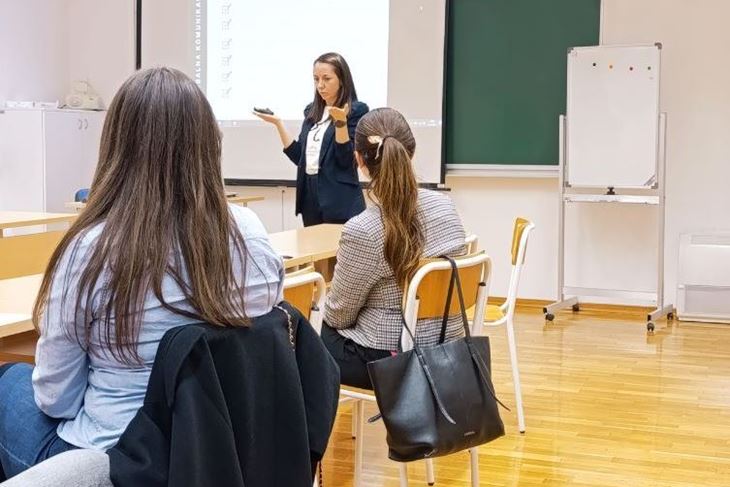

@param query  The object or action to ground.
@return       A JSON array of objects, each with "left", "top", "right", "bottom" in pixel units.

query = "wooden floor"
[{"left": 321, "top": 307, "right": 730, "bottom": 486}]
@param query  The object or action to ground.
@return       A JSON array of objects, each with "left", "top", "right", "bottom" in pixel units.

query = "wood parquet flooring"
[{"left": 321, "top": 308, "right": 730, "bottom": 486}]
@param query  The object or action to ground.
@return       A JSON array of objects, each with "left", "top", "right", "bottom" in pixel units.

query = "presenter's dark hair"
[{"left": 307, "top": 52, "right": 358, "bottom": 124}]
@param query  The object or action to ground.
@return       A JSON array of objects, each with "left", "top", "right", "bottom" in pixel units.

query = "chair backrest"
[
  {"left": 504, "top": 217, "right": 535, "bottom": 316},
  {"left": 283, "top": 267, "right": 326, "bottom": 332},
  {"left": 401, "top": 252, "right": 491, "bottom": 351},
  {"left": 510, "top": 218, "right": 533, "bottom": 266},
  {"left": 464, "top": 233, "right": 479, "bottom": 254}
]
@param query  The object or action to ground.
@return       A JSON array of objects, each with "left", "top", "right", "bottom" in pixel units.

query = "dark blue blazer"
[{"left": 283, "top": 101, "right": 368, "bottom": 222}]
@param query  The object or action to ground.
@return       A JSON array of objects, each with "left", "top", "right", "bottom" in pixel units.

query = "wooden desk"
[
  {"left": 0, "top": 329, "right": 37, "bottom": 363},
  {"left": 0, "top": 288, "right": 42, "bottom": 363},
  {"left": 0, "top": 270, "right": 78, "bottom": 363},
  {"left": 65, "top": 194, "right": 264, "bottom": 212},
  {"left": 227, "top": 195, "right": 265, "bottom": 206},
  {"left": 0, "top": 275, "right": 41, "bottom": 363},
  {"left": 0, "top": 212, "right": 75, "bottom": 363},
  {"left": 0, "top": 275, "right": 41, "bottom": 333},
  {"left": 0, "top": 314, "right": 33, "bottom": 339},
  {"left": 0, "top": 224, "right": 343, "bottom": 363},
  {"left": 0, "top": 211, "right": 77, "bottom": 237},
  {"left": 269, "top": 224, "right": 343, "bottom": 269}
]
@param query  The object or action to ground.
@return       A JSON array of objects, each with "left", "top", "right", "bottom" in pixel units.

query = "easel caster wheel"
[
  {"left": 667, "top": 312, "right": 675, "bottom": 320},
  {"left": 572, "top": 304, "right": 580, "bottom": 312},
  {"left": 545, "top": 313, "right": 555, "bottom": 322},
  {"left": 647, "top": 322, "right": 655, "bottom": 332}
]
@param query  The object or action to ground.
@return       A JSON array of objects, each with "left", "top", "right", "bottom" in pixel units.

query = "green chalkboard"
[{"left": 444, "top": 0, "right": 601, "bottom": 166}]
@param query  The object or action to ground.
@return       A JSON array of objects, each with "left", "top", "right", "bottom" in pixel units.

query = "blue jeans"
[{"left": 0, "top": 363, "right": 77, "bottom": 481}]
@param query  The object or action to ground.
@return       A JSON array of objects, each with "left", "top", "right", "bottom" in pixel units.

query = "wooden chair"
[
  {"left": 283, "top": 266, "right": 379, "bottom": 487},
  {"left": 283, "top": 266, "right": 326, "bottom": 333},
  {"left": 346, "top": 252, "right": 492, "bottom": 487},
  {"left": 475, "top": 217, "right": 535, "bottom": 434},
  {"left": 282, "top": 267, "right": 327, "bottom": 487},
  {"left": 464, "top": 233, "right": 479, "bottom": 254}
]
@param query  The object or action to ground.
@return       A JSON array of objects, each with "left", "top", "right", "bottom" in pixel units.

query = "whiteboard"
[{"left": 566, "top": 45, "right": 661, "bottom": 188}]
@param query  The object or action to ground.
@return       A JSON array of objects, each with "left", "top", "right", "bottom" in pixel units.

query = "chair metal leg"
[
  {"left": 469, "top": 448, "right": 479, "bottom": 486},
  {"left": 351, "top": 400, "right": 358, "bottom": 439},
  {"left": 505, "top": 317, "right": 526, "bottom": 433},
  {"left": 425, "top": 458, "right": 435, "bottom": 485},
  {"left": 398, "top": 463, "right": 409, "bottom": 486},
  {"left": 353, "top": 401, "right": 365, "bottom": 486}
]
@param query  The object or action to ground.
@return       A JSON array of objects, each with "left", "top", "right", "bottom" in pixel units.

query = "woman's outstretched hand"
[
  {"left": 329, "top": 103, "right": 349, "bottom": 123},
  {"left": 253, "top": 111, "right": 281, "bottom": 124}
]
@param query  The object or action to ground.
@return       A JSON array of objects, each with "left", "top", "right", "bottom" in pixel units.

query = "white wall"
[
  {"left": 600, "top": 0, "right": 730, "bottom": 303},
  {"left": 112, "top": 0, "right": 661, "bottom": 301},
  {"left": 0, "top": 1, "right": 133, "bottom": 108},
  {"left": 446, "top": 176, "right": 559, "bottom": 300},
  {"left": 141, "top": 0, "right": 194, "bottom": 76},
  {"left": 0, "top": 0, "right": 70, "bottom": 105},
  {"left": 21, "top": 1, "right": 729, "bottom": 305},
  {"left": 451, "top": 173, "right": 662, "bottom": 301},
  {"left": 445, "top": 1, "right": 730, "bottom": 302},
  {"left": 67, "top": 0, "right": 135, "bottom": 106}
]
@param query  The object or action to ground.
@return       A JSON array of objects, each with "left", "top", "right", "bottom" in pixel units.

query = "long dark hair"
[
  {"left": 306, "top": 52, "right": 358, "bottom": 124},
  {"left": 33, "top": 67, "right": 251, "bottom": 363},
  {"left": 354, "top": 108, "right": 424, "bottom": 288}
]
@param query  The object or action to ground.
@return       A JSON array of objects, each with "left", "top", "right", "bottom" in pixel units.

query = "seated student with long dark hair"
[
  {"left": 0, "top": 67, "right": 284, "bottom": 481},
  {"left": 322, "top": 107, "right": 467, "bottom": 389}
]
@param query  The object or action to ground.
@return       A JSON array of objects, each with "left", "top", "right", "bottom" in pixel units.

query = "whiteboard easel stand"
[{"left": 544, "top": 113, "right": 674, "bottom": 332}]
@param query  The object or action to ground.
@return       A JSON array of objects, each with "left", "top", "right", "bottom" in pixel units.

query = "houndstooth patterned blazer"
[{"left": 324, "top": 189, "right": 467, "bottom": 350}]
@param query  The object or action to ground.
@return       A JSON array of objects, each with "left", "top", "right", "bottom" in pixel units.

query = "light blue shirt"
[{"left": 32, "top": 204, "right": 284, "bottom": 450}]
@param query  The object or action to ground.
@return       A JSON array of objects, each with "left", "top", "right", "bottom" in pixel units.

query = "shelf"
[{"left": 563, "top": 194, "right": 659, "bottom": 205}]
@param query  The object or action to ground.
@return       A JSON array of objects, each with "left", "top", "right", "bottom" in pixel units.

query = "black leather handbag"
[{"left": 366, "top": 256, "right": 506, "bottom": 462}]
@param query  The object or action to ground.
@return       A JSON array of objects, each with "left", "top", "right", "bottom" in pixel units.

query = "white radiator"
[{"left": 677, "top": 233, "right": 730, "bottom": 323}]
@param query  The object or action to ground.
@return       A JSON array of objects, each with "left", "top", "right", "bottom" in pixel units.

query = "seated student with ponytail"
[{"left": 322, "top": 107, "right": 466, "bottom": 389}]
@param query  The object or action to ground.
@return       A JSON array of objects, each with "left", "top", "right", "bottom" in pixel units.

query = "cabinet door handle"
[
  {"left": 78, "top": 119, "right": 83, "bottom": 130},
  {"left": 83, "top": 119, "right": 89, "bottom": 130}
]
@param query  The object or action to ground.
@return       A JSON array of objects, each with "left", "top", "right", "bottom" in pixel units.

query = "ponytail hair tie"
[{"left": 367, "top": 134, "right": 395, "bottom": 161}]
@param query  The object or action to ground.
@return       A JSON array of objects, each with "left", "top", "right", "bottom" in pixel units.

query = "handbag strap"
[
  {"left": 396, "top": 257, "right": 509, "bottom": 426},
  {"left": 274, "top": 303, "right": 295, "bottom": 349},
  {"left": 440, "top": 255, "right": 472, "bottom": 339},
  {"left": 438, "top": 263, "right": 457, "bottom": 344},
  {"left": 444, "top": 256, "right": 510, "bottom": 411},
  {"left": 399, "top": 314, "right": 457, "bottom": 424}
]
